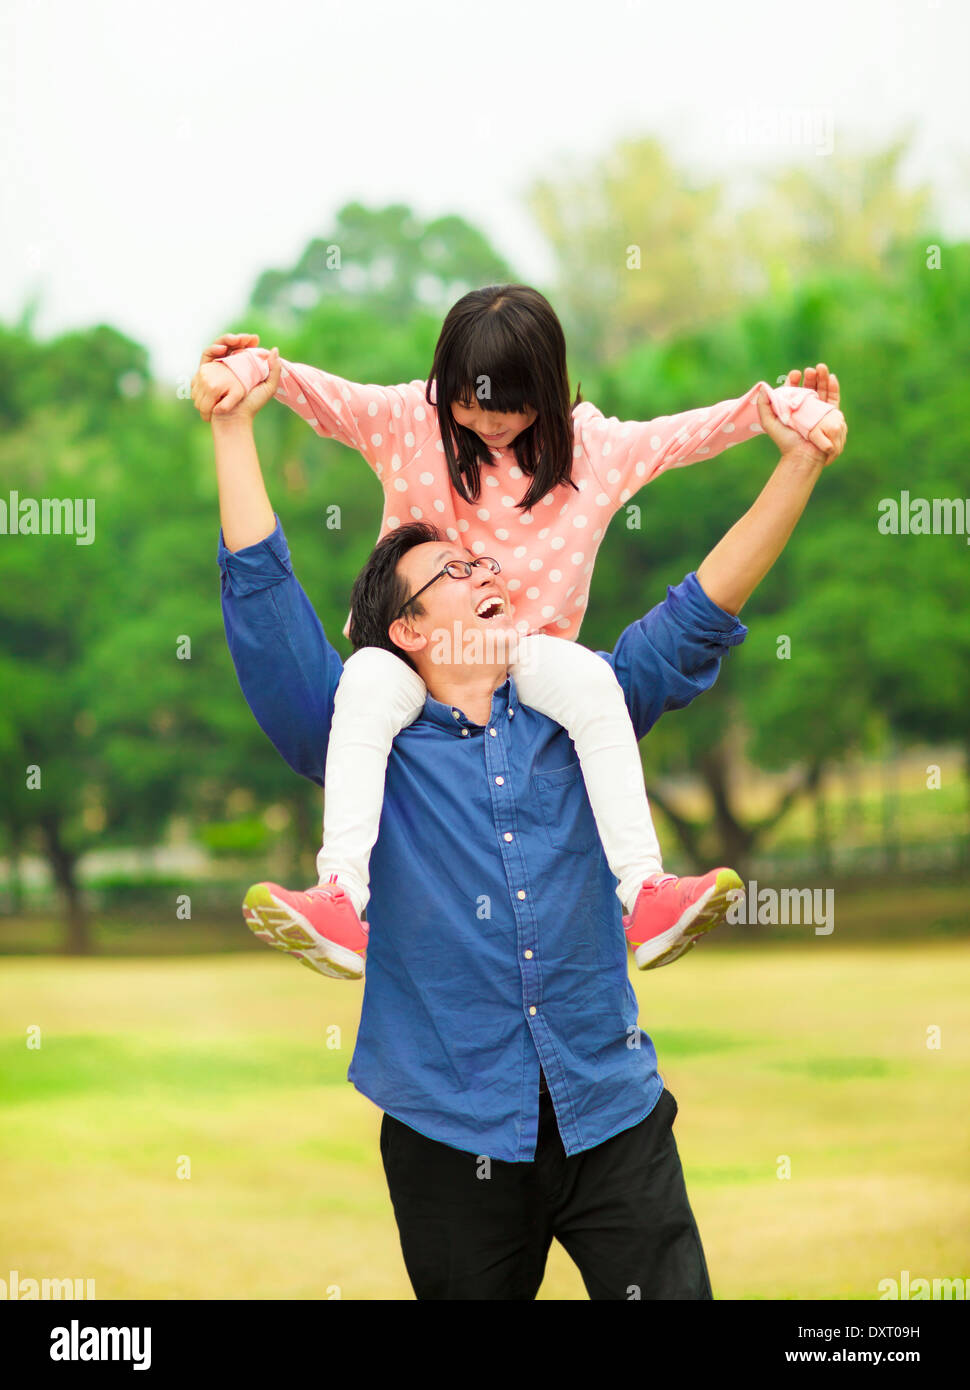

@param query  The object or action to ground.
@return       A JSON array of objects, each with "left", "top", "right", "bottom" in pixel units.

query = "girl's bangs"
[{"left": 447, "top": 328, "right": 533, "bottom": 415}]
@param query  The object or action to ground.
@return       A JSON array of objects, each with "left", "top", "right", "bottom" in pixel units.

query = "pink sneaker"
[
  {"left": 624, "top": 867, "right": 743, "bottom": 970},
  {"left": 242, "top": 878, "right": 368, "bottom": 980}
]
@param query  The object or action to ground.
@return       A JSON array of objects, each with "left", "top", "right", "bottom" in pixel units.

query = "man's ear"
[{"left": 388, "top": 616, "right": 428, "bottom": 656}]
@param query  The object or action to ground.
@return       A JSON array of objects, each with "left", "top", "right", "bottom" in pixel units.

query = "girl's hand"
[
  {"left": 200, "top": 331, "right": 261, "bottom": 366},
  {"left": 782, "top": 362, "right": 846, "bottom": 455}
]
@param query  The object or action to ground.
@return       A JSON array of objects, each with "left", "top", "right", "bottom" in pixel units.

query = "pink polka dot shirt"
[{"left": 219, "top": 348, "right": 836, "bottom": 641}]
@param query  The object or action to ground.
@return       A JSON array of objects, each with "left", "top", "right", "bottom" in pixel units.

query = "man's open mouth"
[{"left": 475, "top": 595, "right": 506, "bottom": 620}]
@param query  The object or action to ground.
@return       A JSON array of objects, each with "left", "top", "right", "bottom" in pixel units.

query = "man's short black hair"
[{"left": 348, "top": 521, "right": 444, "bottom": 672}]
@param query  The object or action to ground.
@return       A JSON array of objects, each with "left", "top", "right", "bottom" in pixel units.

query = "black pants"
[{"left": 379, "top": 1078, "right": 713, "bottom": 1300}]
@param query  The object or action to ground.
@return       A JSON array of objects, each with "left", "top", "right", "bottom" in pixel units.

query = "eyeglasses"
[{"left": 395, "top": 556, "right": 502, "bottom": 620}]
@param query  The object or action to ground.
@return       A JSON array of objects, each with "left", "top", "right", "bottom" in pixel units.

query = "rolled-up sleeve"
[
  {"left": 219, "top": 515, "right": 343, "bottom": 786},
  {"left": 601, "top": 572, "right": 748, "bottom": 740}
]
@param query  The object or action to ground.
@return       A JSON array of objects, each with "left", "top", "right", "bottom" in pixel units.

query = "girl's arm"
[
  {"left": 206, "top": 342, "right": 435, "bottom": 482},
  {"left": 607, "top": 406, "right": 843, "bottom": 740},
  {"left": 582, "top": 365, "right": 844, "bottom": 506}
]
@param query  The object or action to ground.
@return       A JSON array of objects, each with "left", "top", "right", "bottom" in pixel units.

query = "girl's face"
[{"left": 450, "top": 396, "right": 538, "bottom": 447}]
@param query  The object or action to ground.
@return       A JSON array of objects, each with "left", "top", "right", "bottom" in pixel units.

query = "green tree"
[
  {"left": 249, "top": 201, "right": 516, "bottom": 326},
  {"left": 0, "top": 302, "right": 461, "bottom": 947},
  {"left": 527, "top": 136, "right": 742, "bottom": 363},
  {"left": 528, "top": 131, "right": 936, "bottom": 370},
  {"left": 578, "top": 243, "right": 970, "bottom": 872}
]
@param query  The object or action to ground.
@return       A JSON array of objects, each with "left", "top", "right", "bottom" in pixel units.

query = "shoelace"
[
  {"left": 640, "top": 873, "right": 678, "bottom": 895},
  {"left": 304, "top": 884, "right": 343, "bottom": 901},
  {"left": 305, "top": 882, "right": 369, "bottom": 934}
]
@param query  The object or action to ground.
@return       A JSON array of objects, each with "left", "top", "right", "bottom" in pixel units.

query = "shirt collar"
[{"left": 420, "top": 672, "right": 521, "bottom": 734}]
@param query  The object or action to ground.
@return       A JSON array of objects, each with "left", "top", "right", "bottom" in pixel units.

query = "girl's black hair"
[{"left": 426, "top": 284, "right": 582, "bottom": 512}]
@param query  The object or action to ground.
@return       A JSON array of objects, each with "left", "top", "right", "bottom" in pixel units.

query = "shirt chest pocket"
[{"left": 531, "top": 761, "right": 600, "bottom": 856}]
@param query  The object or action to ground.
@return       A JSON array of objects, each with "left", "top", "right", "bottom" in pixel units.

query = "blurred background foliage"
[{"left": 1, "top": 131, "right": 968, "bottom": 951}]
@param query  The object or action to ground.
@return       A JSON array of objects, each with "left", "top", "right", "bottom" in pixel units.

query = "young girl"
[{"left": 195, "top": 284, "right": 843, "bottom": 977}]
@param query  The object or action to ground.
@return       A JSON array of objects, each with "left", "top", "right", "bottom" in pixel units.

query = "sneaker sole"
[
  {"left": 242, "top": 882, "right": 365, "bottom": 981},
  {"left": 633, "top": 868, "right": 743, "bottom": 970}
]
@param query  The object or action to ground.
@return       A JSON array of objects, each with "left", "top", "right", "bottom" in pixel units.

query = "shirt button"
[
  {"left": 495, "top": 776, "right": 504, "bottom": 786},
  {"left": 508, "top": 709, "right": 514, "bottom": 719},
  {"left": 529, "top": 1006, "right": 537, "bottom": 1016},
  {"left": 451, "top": 709, "right": 461, "bottom": 720},
  {"left": 517, "top": 890, "right": 526, "bottom": 900},
  {"left": 489, "top": 728, "right": 497, "bottom": 737},
  {"left": 504, "top": 832, "right": 513, "bottom": 842},
  {"left": 524, "top": 949, "right": 533, "bottom": 959},
  {"left": 460, "top": 729, "right": 469, "bottom": 737}
]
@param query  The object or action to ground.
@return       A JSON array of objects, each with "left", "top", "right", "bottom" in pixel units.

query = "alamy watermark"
[
  {"left": 0, "top": 492, "right": 95, "bottom": 545},
  {"left": 877, "top": 1269, "right": 966, "bottom": 1300},
  {"left": 717, "top": 104, "right": 835, "bottom": 156},
  {"left": 427, "top": 620, "right": 537, "bottom": 668},
  {"left": 878, "top": 491, "right": 970, "bottom": 541},
  {"left": 726, "top": 880, "right": 834, "bottom": 935},
  {"left": 1, "top": 1268, "right": 95, "bottom": 1299},
  {"left": 50, "top": 1320, "right": 151, "bottom": 1371}
]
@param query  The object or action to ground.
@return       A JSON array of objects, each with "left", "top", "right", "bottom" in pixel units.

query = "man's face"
[
  {"left": 390, "top": 541, "right": 517, "bottom": 672},
  {"left": 451, "top": 398, "right": 538, "bottom": 448}
]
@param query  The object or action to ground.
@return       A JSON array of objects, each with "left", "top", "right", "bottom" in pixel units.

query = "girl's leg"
[
  {"left": 316, "top": 648, "right": 427, "bottom": 916},
  {"left": 511, "top": 635, "right": 662, "bottom": 914}
]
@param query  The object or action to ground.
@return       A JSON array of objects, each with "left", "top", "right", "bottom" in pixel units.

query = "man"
[{"left": 211, "top": 358, "right": 845, "bottom": 1299}]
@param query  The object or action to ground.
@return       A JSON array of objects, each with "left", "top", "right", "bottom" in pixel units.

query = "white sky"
[{"left": 2, "top": 0, "right": 967, "bottom": 387}]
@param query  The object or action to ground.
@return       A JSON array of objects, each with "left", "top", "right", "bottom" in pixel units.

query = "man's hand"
[
  {"left": 212, "top": 348, "right": 281, "bottom": 423},
  {"left": 190, "top": 332, "right": 262, "bottom": 422},
  {"left": 765, "top": 363, "right": 847, "bottom": 466}
]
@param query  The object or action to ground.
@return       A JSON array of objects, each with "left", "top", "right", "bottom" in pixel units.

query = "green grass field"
[{"left": 1, "top": 939, "right": 968, "bottom": 1300}]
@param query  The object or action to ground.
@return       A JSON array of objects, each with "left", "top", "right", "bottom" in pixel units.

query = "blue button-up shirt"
[{"left": 218, "top": 516, "right": 747, "bottom": 1161}]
